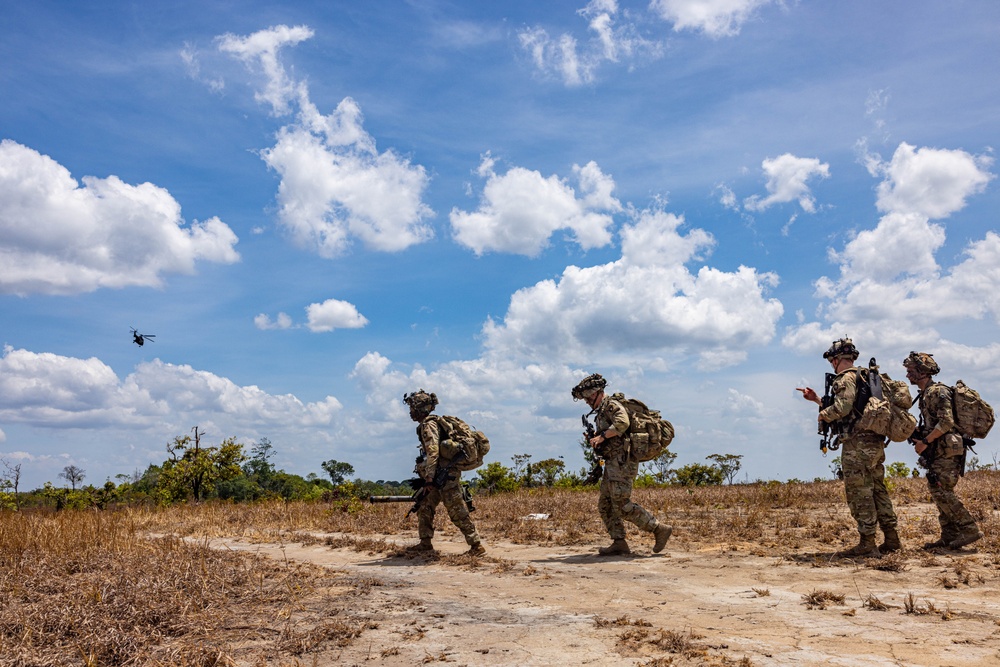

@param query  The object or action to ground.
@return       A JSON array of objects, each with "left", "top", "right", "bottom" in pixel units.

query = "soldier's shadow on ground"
[
  {"left": 781, "top": 551, "right": 842, "bottom": 565},
  {"left": 528, "top": 552, "right": 665, "bottom": 565},
  {"left": 352, "top": 549, "right": 496, "bottom": 568}
]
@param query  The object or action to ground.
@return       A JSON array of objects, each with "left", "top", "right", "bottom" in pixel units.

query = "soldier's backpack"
[
  {"left": 854, "top": 358, "right": 917, "bottom": 442},
  {"left": 951, "top": 380, "right": 995, "bottom": 439},
  {"left": 609, "top": 392, "right": 675, "bottom": 462},
  {"left": 433, "top": 415, "right": 491, "bottom": 471}
]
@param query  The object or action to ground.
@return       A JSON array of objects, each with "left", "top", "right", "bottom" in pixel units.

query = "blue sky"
[{"left": 2, "top": 0, "right": 999, "bottom": 490}]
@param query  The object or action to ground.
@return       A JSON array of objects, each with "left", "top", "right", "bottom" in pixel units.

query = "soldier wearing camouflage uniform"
[
  {"left": 572, "top": 374, "right": 672, "bottom": 556},
  {"left": 904, "top": 352, "right": 983, "bottom": 551},
  {"left": 403, "top": 390, "right": 485, "bottom": 556},
  {"left": 798, "top": 339, "right": 900, "bottom": 558}
]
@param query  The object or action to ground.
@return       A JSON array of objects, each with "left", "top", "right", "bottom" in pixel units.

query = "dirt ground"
[{"left": 214, "top": 528, "right": 1000, "bottom": 667}]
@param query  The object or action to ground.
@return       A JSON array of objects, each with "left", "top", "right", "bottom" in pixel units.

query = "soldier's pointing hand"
[{"left": 796, "top": 387, "right": 820, "bottom": 405}]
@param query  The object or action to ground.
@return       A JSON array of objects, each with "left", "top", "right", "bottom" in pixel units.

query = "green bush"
[
  {"left": 672, "top": 463, "right": 724, "bottom": 486},
  {"left": 474, "top": 461, "right": 521, "bottom": 494}
]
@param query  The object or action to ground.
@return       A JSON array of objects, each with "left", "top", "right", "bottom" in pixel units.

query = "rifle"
[
  {"left": 368, "top": 453, "right": 469, "bottom": 516},
  {"left": 905, "top": 413, "right": 941, "bottom": 485},
  {"left": 582, "top": 413, "right": 604, "bottom": 484},
  {"left": 819, "top": 372, "right": 838, "bottom": 455}
]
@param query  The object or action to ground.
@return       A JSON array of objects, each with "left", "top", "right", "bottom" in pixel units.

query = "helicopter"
[{"left": 130, "top": 327, "right": 156, "bottom": 347}]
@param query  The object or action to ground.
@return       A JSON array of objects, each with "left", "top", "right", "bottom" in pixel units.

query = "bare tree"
[
  {"left": 59, "top": 464, "right": 86, "bottom": 490},
  {"left": 706, "top": 453, "right": 744, "bottom": 485},
  {"left": 2, "top": 458, "right": 22, "bottom": 510}
]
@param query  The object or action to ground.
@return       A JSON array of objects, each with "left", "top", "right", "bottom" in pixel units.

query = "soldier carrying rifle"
[
  {"left": 797, "top": 338, "right": 900, "bottom": 558},
  {"left": 572, "top": 373, "right": 672, "bottom": 556},
  {"left": 402, "top": 389, "right": 486, "bottom": 556},
  {"left": 904, "top": 351, "right": 984, "bottom": 551}
]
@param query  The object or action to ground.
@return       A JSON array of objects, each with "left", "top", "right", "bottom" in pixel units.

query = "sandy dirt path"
[{"left": 213, "top": 532, "right": 1000, "bottom": 667}]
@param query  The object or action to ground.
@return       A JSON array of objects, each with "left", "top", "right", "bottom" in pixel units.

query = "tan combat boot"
[
  {"left": 465, "top": 543, "right": 486, "bottom": 557},
  {"left": 406, "top": 538, "right": 434, "bottom": 552},
  {"left": 652, "top": 524, "right": 673, "bottom": 553},
  {"left": 598, "top": 539, "right": 630, "bottom": 556},
  {"left": 835, "top": 534, "right": 879, "bottom": 559},
  {"left": 879, "top": 527, "right": 902, "bottom": 554}
]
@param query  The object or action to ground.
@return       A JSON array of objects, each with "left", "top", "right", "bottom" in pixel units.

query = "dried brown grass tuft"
[
  {"left": 868, "top": 551, "right": 908, "bottom": 572},
  {"left": 802, "top": 589, "right": 846, "bottom": 609},
  {"left": 862, "top": 594, "right": 890, "bottom": 611}
]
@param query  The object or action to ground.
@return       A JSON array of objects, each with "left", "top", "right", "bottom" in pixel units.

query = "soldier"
[
  {"left": 403, "top": 390, "right": 485, "bottom": 556},
  {"left": 797, "top": 338, "right": 900, "bottom": 557},
  {"left": 572, "top": 374, "right": 672, "bottom": 556},
  {"left": 903, "top": 352, "right": 983, "bottom": 550}
]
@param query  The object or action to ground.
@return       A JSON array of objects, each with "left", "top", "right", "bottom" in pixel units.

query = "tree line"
[
  {"left": 0, "top": 430, "right": 750, "bottom": 511},
  {"left": 7, "top": 428, "right": 975, "bottom": 511}
]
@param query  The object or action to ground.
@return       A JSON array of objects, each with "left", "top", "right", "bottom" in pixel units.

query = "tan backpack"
[
  {"left": 433, "top": 415, "right": 491, "bottom": 471},
  {"left": 610, "top": 393, "right": 675, "bottom": 462},
  {"left": 952, "top": 380, "right": 995, "bottom": 439},
  {"left": 855, "top": 361, "right": 917, "bottom": 442}
]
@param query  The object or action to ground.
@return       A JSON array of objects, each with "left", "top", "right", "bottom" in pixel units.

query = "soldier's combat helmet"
[
  {"left": 571, "top": 373, "right": 607, "bottom": 400},
  {"left": 403, "top": 389, "right": 438, "bottom": 414},
  {"left": 903, "top": 351, "right": 940, "bottom": 376},
  {"left": 822, "top": 337, "right": 859, "bottom": 361}
]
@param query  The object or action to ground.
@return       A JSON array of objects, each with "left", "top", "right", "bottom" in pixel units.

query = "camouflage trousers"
[
  {"left": 927, "top": 455, "right": 978, "bottom": 542},
  {"left": 417, "top": 477, "right": 481, "bottom": 547},
  {"left": 599, "top": 454, "right": 658, "bottom": 540},
  {"left": 841, "top": 433, "right": 897, "bottom": 537}
]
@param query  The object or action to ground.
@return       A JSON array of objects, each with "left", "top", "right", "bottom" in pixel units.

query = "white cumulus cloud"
[
  {"left": 650, "top": 0, "right": 777, "bottom": 38},
  {"left": 219, "top": 26, "right": 434, "bottom": 256},
  {"left": 306, "top": 299, "right": 369, "bottom": 332},
  {"left": 783, "top": 142, "right": 996, "bottom": 358},
  {"left": 450, "top": 156, "right": 620, "bottom": 256},
  {"left": 0, "top": 346, "right": 342, "bottom": 430},
  {"left": 871, "top": 142, "right": 993, "bottom": 219},
  {"left": 743, "top": 153, "right": 830, "bottom": 213},
  {"left": 0, "top": 140, "right": 240, "bottom": 296},
  {"left": 481, "top": 206, "right": 783, "bottom": 368}
]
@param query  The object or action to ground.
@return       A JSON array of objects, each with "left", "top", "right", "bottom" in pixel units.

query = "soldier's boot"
[
  {"left": 835, "top": 534, "right": 879, "bottom": 559},
  {"left": 879, "top": 527, "right": 902, "bottom": 554},
  {"left": 922, "top": 537, "right": 947, "bottom": 551},
  {"left": 926, "top": 528, "right": 959, "bottom": 550},
  {"left": 406, "top": 538, "right": 435, "bottom": 552},
  {"left": 652, "top": 523, "right": 673, "bottom": 553},
  {"left": 598, "top": 539, "right": 631, "bottom": 556},
  {"left": 465, "top": 542, "right": 486, "bottom": 557},
  {"left": 948, "top": 528, "right": 984, "bottom": 550}
]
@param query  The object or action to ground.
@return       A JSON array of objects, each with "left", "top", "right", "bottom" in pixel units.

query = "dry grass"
[
  {"left": 127, "top": 469, "right": 999, "bottom": 560},
  {"left": 802, "top": 589, "right": 846, "bottom": 609},
  {"left": 3, "top": 469, "right": 997, "bottom": 664},
  {"left": 0, "top": 509, "right": 378, "bottom": 666},
  {"left": 612, "top": 623, "right": 754, "bottom": 666}
]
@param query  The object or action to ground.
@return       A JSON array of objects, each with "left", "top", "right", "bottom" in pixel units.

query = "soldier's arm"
[
  {"left": 418, "top": 420, "right": 441, "bottom": 481},
  {"left": 818, "top": 372, "right": 856, "bottom": 423},
  {"left": 603, "top": 400, "right": 631, "bottom": 438},
  {"left": 923, "top": 385, "right": 956, "bottom": 441}
]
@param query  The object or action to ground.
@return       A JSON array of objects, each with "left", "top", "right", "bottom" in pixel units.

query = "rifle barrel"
[{"left": 368, "top": 495, "right": 416, "bottom": 503}]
